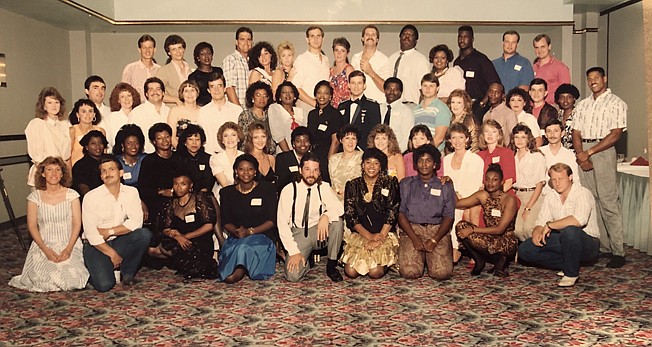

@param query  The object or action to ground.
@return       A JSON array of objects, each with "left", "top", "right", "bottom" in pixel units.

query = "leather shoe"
[
  {"left": 558, "top": 276, "right": 578, "bottom": 287},
  {"left": 606, "top": 255, "right": 626, "bottom": 268},
  {"left": 122, "top": 276, "right": 139, "bottom": 286},
  {"left": 326, "top": 268, "right": 343, "bottom": 282}
]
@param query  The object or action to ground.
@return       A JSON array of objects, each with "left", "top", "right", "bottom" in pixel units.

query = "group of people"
[{"left": 11, "top": 23, "right": 627, "bottom": 292}]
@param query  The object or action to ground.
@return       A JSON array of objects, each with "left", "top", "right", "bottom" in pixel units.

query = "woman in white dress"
[
  {"left": 429, "top": 44, "right": 466, "bottom": 102},
  {"left": 106, "top": 82, "right": 141, "bottom": 149},
  {"left": 248, "top": 41, "right": 277, "bottom": 86},
  {"left": 268, "top": 81, "right": 305, "bottom": 152},
  {"left": 210, "top": 121, "right": 245, "bottom": 197},
  {"left": 9, "top": 156, "right": 89, "bottom": 292},
  {"left": 443, "top": 123, "right": 484, "bottom": 263},
  {"left": 25, "top": 87, "right": 72, "bottom": 187}
]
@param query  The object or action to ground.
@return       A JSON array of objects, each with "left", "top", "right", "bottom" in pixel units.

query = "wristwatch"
[{"left": 109, "top": 229, "right": 115, "bottom": 236}]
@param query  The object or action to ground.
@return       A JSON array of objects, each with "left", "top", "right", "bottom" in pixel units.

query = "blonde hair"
[
  {"left": 367, "top": 124, "right": 401, "bottom": 156},
  {"left": 477, "top": 119, "right": 504, "bottom": 150},
  {"left": 34, "top": 156, "right": 72, "bottom": 190},
  {"left": 276, "top": 41, "right": 295, "bottom": 67}
]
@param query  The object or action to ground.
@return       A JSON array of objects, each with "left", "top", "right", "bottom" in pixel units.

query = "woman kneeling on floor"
[
  {"left": 455, "top": 163, "right": 518, "bottom": 277},
  {"left": 341, "top": 148, "right": 400, "bottom": 280}
]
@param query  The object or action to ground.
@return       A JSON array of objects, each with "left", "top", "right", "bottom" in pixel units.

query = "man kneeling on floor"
[
  {"left": 82, "top": 156, "right": 152, "bottom": 292},
  {"left": 277, "top": 152, "right": 345, "bottom": 282},
  {"left": 518, "top": 163, "right": 599, "bottom": 287}
]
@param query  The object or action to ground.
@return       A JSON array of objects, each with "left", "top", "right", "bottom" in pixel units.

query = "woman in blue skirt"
[{"left": 218, "top": 154, "right": 278, "bottom": 283}]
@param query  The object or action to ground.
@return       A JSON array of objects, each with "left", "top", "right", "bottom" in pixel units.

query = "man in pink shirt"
[{"left": 532, "top": 34, "right": 570, "bottom": 105}]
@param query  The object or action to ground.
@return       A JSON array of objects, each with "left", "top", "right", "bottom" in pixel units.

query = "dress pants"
[{"left": 284, "top": 220, "right": 343, "bottom": 282}]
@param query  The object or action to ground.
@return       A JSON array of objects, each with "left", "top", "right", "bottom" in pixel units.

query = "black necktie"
[
  {"left": 384, "top": 105, "right": 392, "bottom": 125},
  {"left": 393, "top": 52, "right": 404, "bottom": 77},
  {"left": 302, "top": 188, "right": 311, "bottom": 237}
]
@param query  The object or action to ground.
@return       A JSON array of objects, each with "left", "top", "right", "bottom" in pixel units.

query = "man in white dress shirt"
[
  {"left": 539, "top": 118, "right": 581, "bottom": 194},
  {"left": 387, "top": 25, "right": 431, "bottom": 104},
  {"left": 278, "top": 152, "right": 344, "bottom": 282},
  {"left": 82, "top": 156, "right": 152, "bottom": 292},
  {"left": 293, "top": 26, "right": 330, "bottom": 111},
  {"left": 129, "top": 77, "right": 170, "bottom": 153},
  {"left": 518, "top": 163, "right": 600, "bottom": 287},
  {"left": 351, "top": 25, "right": 390, "bottom": 102},
  {"left": 381, "top": 77, "right": 414, "bottom": 153},
  {"left": 198, "top": 73, "right": 243, "bottom": 155}
]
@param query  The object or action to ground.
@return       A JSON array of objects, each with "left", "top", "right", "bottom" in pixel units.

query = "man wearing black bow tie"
[{"left": 337, "top": 70, "right": 381, "bottom": 150}]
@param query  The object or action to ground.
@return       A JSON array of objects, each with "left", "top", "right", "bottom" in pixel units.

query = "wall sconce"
[{"left": 0, "top": 54, "right": 6, "bottom": 87}]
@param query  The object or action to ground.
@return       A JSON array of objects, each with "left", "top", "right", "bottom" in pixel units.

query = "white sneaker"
[
  {"left": 558, "top": 276, "right": 578, "bottom": 287},
  {"left": 557, "top": 271, "right": 564, "bottom": 277}
]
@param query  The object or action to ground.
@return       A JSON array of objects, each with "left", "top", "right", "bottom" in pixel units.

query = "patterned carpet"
[{"left": 1, "top": 224, "right": 652, "bottom": 346}]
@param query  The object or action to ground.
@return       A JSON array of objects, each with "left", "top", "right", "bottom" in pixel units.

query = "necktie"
[
  {"left": 384, "top": 105, "right": 392, "bottom": 125},
  {"left": 393, "top": 52, "right": 404, "bottom": 77},
  {"left": 302, "top": 188, "right": 311, "bottom": 237}
]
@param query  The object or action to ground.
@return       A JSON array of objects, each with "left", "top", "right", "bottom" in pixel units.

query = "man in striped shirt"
[{"left": 571, "top": 67, "right": 627, "bottom": 269}]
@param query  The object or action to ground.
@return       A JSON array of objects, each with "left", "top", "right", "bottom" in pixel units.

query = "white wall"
[
  {"left": 0, "top": 9, "right": 72, "bottom": 223},
  {"left": 604, "top": 2, "right": 646, "bottom": 158}
]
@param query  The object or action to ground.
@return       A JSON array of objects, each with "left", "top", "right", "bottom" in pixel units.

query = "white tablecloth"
[{"left": 617, "top": 163, "right": 651, "bottom": 255}]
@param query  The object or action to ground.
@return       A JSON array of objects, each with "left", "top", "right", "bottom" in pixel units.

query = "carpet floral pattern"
[{"left": 1, "top": 226, "right": 651, "bottom": 346}]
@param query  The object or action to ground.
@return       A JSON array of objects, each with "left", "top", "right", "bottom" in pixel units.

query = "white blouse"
[{"left": 24, "top": 117, "right": 71, "bottom": 186}]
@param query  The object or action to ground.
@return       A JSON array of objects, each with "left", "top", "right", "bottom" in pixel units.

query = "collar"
[{"left": 592, "top": 88, "right": 612, "bottom": 101}]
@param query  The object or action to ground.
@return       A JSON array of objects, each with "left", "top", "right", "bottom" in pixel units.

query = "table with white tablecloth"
[{"left": 617, "top": 163, "right": 651, "bottom": 255}]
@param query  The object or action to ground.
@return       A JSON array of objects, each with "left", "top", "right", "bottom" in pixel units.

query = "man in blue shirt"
[{"left": 492, "top": 30, "right": 534, "bottom": 93}]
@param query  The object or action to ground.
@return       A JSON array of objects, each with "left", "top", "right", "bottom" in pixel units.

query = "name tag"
[
  {"left": 199, "top": 164, "right": 205, "bottom": 171},
  {"left": 123, "top": 172, "right": 132, "bottom": 180},
  {"left": 491, "top": 209, "right": 502, "bottom": 217},
  {"left": 251, "top": 198, "right": 262, "bottom": 206},
  {"left": 185, "top": 214, "right": 195, "bottom": 223},
  {"left": 340, "top": 109, "right": 345, "bottom": 115},
  {"left": 318, "top": 124, "right": 328, "bottom": 131},
  {"left": 465, "top": 70, "right": 475, "bottom": 78},
  {"left": 514, "top": 64, "right": 522, "bottom": 71},
  {"left": 430, "top": 188, "right": 441, "bottom": 196},
  {"left": 492, "top": 156, "right": 500, "bottom": 163},
  {"left": 381, "top": 188, "right": 389, "bottom": 197},
  {"left": 289, "top": 165, "right": 298, "bottom": 172}
]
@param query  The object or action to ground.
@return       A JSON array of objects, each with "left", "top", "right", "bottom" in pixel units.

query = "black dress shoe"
[
  {"left": 122, "top": 277, "right": 139, "bottom": 286},
  {"left": 606, "top": 255, "right": 626, "bottom": 268},
  {"left": 326, "top": 268, "right": 343, "bottom": 282}
]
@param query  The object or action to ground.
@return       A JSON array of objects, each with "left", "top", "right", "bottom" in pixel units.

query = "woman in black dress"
[
  {"left": 218, "top": 154, "right": 278, "bottom": 283},
  {"left": 307, "top": 80, "right": 341, "bottom": 183},
  {"left": 160, "top": 173, "right": 218, "bottom": 279}
]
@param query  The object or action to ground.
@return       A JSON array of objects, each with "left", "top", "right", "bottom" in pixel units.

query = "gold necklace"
[
  {"left": 236, "top": 182, "right": 257, "bottom": 194},
  {"left": 363, "top": 178, "right": 375, "bottom": 203}
]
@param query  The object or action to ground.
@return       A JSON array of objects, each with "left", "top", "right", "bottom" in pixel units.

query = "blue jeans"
[
  {"left": 518, "top": 226, "right": 599, "bottom": 277},
  {"left": 83, "top": 228, "right": 152, "bottom": 292}
]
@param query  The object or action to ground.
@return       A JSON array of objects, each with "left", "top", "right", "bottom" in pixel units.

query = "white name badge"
[
  {"left": 123, "top": 172, "right": 132, "bottom": 180},
  {"left": 430, "top": 188, "right": 441, "bottom": 196},
  {"left": 491, "top": 209, "right": 502, "bottom": 217},
  {"left": 185, "top": 214, "right": 195, "bottom": 223},
  {"left": 492, "top": 156, "right": 500, "bottom": 163},
  {"left": 318, "top": 124, "right": 328, "bottom": 131},
  {"left": 465, "top": 70, "right": 475, "bottom": 78},
  {"left": 199, "top": 164, "right": 205, "bottom": 171},
  {"left": 381, "top": 188, "right": 389, "bottom": 197},
  {"left": 514, "top": 64, "right": 522, "bottom": 71},
  {"left": 251, "top": 198, "right": 262, "bottom": 206},
  {"left": 289, "top": 165, "right": 299, "bottom": 172},
  {"left": 340, "top": 109, "right": 346, "bottom": 115}
]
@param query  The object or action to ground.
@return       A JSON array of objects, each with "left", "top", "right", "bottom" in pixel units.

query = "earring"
[{"left": 92, "top": 116, "right": 97, "bottom": 123}]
